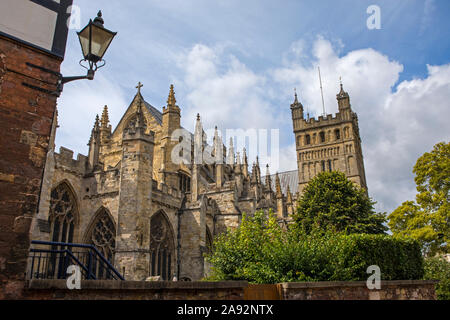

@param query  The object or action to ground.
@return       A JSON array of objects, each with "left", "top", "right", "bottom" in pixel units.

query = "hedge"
[
  {"left": 333, "top": 234, "right": 424, "bottom": 281},
  {"left": 205, "top": 213, "right": 424, "bottom": 283}
]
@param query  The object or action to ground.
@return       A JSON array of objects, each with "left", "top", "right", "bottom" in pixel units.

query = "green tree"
[
  {"left": 294, "top": 171, "right": 387, "bottom": 235},
  {"left": 423, "top": 257, "right": 450, "bottom": 300},
  {"left": 388, "top": 142, "right": 449, "bottom": 256}
]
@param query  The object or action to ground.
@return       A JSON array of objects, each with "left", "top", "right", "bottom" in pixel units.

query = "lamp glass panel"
[
  {"left": 77, "top": 24, "right": 91, "bottom": 59},
  {"left": 90, "top": 24, "right": 115, "bottom": 59}
]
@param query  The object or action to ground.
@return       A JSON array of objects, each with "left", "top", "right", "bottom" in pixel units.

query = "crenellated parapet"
[{"left": 54, "top": 146, "right": 88, "bottom": 176}]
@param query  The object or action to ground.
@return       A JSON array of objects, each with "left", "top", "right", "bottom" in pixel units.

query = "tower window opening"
[
  {"left": 179, "top": 173, "right": 191, "bottom": 193},
  {"left": 305, "top": 135, "right": 311, "bottom": 145},
  {"left": 335, "top": 129, "right": 341, "bottom": 140},
  {"left": 320, "top": 132, "right": 326, "bottom": 143}
]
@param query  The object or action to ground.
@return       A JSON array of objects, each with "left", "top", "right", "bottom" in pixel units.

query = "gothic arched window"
[
  {"left": 49, "top": 183, "right": 77, "bottom": 244},
  {"left": 47, "top": 182, "right": 77, "bottom": 278},
  {"left": 150, "top": 211, "right": 175, "bottom": 280},
  {"left": 87, "top": 209, "right": 116, "bottom": 262},
  {"left": 86, "top": 208, "right": 116, "bottom": 279}
]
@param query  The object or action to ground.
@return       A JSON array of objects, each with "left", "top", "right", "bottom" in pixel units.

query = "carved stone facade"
[
  {"left": 291, "top": 84, "right": 368, "bottom": 195},
  {"left": 30, "top": 81, "right": 367, "bottom": 281}
]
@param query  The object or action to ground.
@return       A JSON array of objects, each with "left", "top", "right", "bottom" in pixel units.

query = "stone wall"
[
  {"left": 20, "top": 280, "right": 438, "bottom": 300},
  {"left": 24, "top": 280, "right": 248, "bottom": 300},
  {"left": 278, "top": 281, "right": 438, "bottom": 300}
]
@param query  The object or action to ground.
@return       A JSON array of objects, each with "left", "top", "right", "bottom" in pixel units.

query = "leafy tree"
[
  {"left": 388, "top": 142, "right": 449, "bottom": 256},
  {"left": 423, "top": 257, "right": 450, "bottom": 300},
  {"left": 294, "top": 171, "right": 387, "bottom": 235}
]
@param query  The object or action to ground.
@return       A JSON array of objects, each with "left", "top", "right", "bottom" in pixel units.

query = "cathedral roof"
[
  {"left": 261, "top": 170, "right": 299, "bottom": 196},
  {"left": 142, "top": 99, "right": 163, "bottom": 125}
]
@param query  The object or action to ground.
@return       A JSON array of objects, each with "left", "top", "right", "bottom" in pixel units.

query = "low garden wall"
[
  {"left": 25, "top": 280, "right": 248, "bottom": 300},
  {"left": 278, "top": 280, "right": 438, "bottom": 300},
  {"left": 24, "top": 279, "right": 438, "bottom": 300}
]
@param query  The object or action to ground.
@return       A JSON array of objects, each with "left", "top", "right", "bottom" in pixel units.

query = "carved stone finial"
[
  {"left": 167, "top": 84, "right": 177, "bottom": 106},
  {"left": 101, "top": 105, "right": 109, "bottom": 128}
]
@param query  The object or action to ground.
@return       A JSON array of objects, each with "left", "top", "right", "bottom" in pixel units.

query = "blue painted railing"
[{"left": 29, "top": 240, "right": 124, "bottom": 281}]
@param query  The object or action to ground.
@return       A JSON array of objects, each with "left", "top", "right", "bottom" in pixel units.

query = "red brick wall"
[{"left": 0, "top": 35, "right": 62, "bottom": 299}]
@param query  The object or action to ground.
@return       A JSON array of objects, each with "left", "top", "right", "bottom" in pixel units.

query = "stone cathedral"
[{"left": 30, "top": 81, "right": 367, "bottom": 281}]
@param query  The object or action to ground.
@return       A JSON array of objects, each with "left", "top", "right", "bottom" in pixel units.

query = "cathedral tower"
[
  {"left": 292, "top": 84, "right": 368, "bottom": 195},
  {"left": 115, "top": 101, "right": 155, "bottom": 280}
]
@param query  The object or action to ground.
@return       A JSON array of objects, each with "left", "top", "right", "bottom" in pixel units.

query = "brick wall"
[{"left": 0, "top": 35, "right": 62, "bottom": 299}]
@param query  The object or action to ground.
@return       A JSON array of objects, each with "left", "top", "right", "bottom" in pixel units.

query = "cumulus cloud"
[
  {"left": 177, "top": 44, "right": 280, "bottom": 131},
  {"left": 55, "top": 73, "right": 128, "bottom": 156},
  {"left": 271, "top": 36, "right": 450, "bottom": 212}
]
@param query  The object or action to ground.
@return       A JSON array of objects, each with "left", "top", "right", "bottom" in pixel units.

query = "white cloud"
[
  {"left": 271, "top": 36, "right": 450, "bottom": 213},
  {"left": 55, "top": 73, "right": 128, "bottom": 157},
  {"left": 177, "top": 44, "right": 280, "bottom": 132}
]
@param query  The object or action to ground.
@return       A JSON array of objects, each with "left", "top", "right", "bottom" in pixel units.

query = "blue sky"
[{"left": 56, "top": 0, "right": 450, "bottom": 213}]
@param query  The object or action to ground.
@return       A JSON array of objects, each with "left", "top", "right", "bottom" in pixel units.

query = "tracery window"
[
  {"left": 88, "top": 209, "right": 116, "bottom": 262},
  {"left": 86, "top": 209, "right": 116, "bottom": 279},
  {"left": 150, "top": 211, "right": 175, "bottom": 280},
  {"left": 49, "top": 183, "right": 77, "bottom": 245},
  {"left": 48, "top": 183, "right": 77, "bottom": 277}
]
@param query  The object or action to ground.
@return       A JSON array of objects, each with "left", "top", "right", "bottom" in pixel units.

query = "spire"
[
  {"left": 265, "top": 164, "right": 272, "bottom": 192},
  {"left": 88, "top": 114, "right": 100, "bottom": 145},
  {"left": 242, "top": 148, "right": 249, "bottom": 177},
  {"left": 275, "top": 172, "right": 282, "bottom": 198},
  {"left": 336, "top": 78, "right": 350, "bottom": 110},
  {"left": 255, "top": 156, "right": 261, "bottom": 184},
  {"left": 214, "top": 126, "right": 223, "bottom": 164},
  {"left": 94, "top": 114, "right": 100, "bottom": 130},
  {"left": 167, "top": 84, "right": 177, "bottom": 106},
  {"left": 286, "top": 185, "right": 293, "bottom": 204},
  {"left": 337, "top": 77, "right": 349, "bottom": 99},
  {"left": 194, "top": 114, "right": 203, "bottom": 165},
  {"left": 101, "top": 105, "right": 110, "bottom": 129},
  {"left": 291, "top": 88, "right": 304, "bottom": 110},
  {"left": 227, "top": 138, "right": 235, "bottom": 165},
  {"left": 235, "top": 152, "right": 242, "bottom": 174}
]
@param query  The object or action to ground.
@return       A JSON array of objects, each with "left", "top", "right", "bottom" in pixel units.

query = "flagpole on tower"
[{"left": 318, "top": 66, "right": 326, "bottom": 117}]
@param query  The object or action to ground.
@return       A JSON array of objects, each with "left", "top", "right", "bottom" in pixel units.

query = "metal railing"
[{"left": 28, "top": 240, "right": 124, "bottom": 281}]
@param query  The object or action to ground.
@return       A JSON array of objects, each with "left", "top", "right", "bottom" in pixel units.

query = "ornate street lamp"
[
  {"left": 58, "top": 11, "right": 117, "bottom": 91},
  {"left": 24, "top": 11, "right": 117, "bottom": 96}
]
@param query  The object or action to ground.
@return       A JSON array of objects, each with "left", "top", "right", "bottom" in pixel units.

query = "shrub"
[
  {"left": 423, "top": 257, "right": 450, "bottom": 300},
  {"left": 205, "top": 211, "right": 424, "bottom": 283}
]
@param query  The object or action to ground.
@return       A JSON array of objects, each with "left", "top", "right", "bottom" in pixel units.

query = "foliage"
[
  {"left": 388, "top": 142, "right": 449, "bottom": 256},
  {"left": 204, "top": 211, "right": 423, "bottom": 284},
  {"left": 423, "top": 256, "right": 450, "bottom": 300},
  {"left": 294, "top": 171, "right": 387, "bottom": 235}
]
